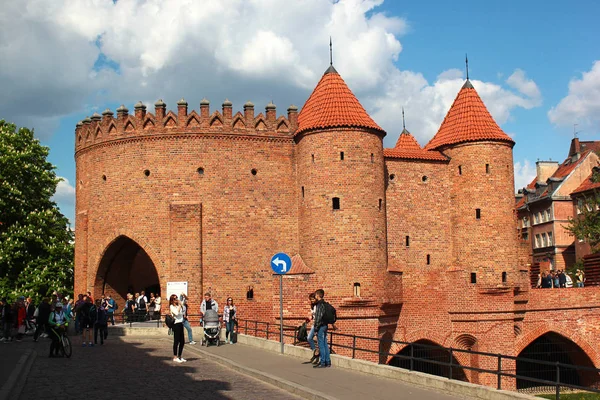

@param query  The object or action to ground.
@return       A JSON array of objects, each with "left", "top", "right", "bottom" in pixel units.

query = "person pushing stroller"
[{"left": 200, "top": 293, "right": 220, "bottom": 346}]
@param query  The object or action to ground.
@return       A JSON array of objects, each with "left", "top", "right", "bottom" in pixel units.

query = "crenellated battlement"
[{"left": 74, "top": 99, "right": 299, "bottom": 153}]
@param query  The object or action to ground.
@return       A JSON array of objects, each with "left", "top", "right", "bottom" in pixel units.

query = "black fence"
[{"left": 235, "top": 318, "right": 600, "bottom": 400}]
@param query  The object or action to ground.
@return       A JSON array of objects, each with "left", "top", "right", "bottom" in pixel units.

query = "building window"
[
  {"left": 577, "top": 199, "right": 583, "bottom": 214},
  {"left": 533, "top": 213, "right": 538, "bottom": 224},
  {"left": 332, "top": 197, "right": 340, "bottom": 210},
  {"left": 422, "top": 176, "right": 428, "bottom": 182},
  {"left": 522, "top": 232, "right": 529, "bottom": 241},
  {"left": 246, "top": 286, "right": 254, "bottom": 300},
  {"left": 486, "top": 164, "right": 490, "bottom": 174},
  {"left": 251, "top": 168, "right": 257, "bottom": 176},
  {"left": 144, "top": 169, "right": 150, "bottom": 177},
  {"left": 371, "top": 153, "right": 374, "bottom": 163},
  {"left": 426, "top": 254, "right": 431, "bottom": 265},
  {"left": 542, "top": 233, "right": 548, "bottom": 247},
  {"left": 538, "top": 212, "right": 543, "bottom": 223},
  {"left": 353, "top": 283, "right": 361, "bottom": 297},
  {"left": 197, "top": 167, "right": 204, "bottom": 175},
  {"left": 405, "top": 236, "right": 410, "bottom": 247},
  {"left": 378, "top": 199, "right": 382, "bottom": 211},
  {"left": 389, "top": 174, "right": 395, "bottom": 181},
  {"left": 340, "top": 151, "right": 344, "bottom": 160},
  {"left": 546, "top": 209, "right": 552, "bottom": 221},
  {"left": 502, "top": 272, "right": 507, "bottom": 283},
  {"left": 476, "top": 209, "right": 481, "bottom": 219},
  {"left": 470, "top": 273, "right": 477, "bottom": 284},
  {"left": 458, "top": 165, "right": 462, "bottom": 175},
  {"left": 535, "top": 234, "right": 541, "bottom": 248},
  {"left": 302, "top": 186, "right": 305, "bottom": 198},
  {"left": 547, "top": 231, "right": 553, "bottom": 246}
]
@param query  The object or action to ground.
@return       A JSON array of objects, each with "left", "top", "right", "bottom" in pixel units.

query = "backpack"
[
  {"left": 322, "top": 302, "right": 337, "bottom": 324},
  {"left": 296, "top": 322, "right": 308, "bottom": 342},
  {"left": 165, "top": 314, "right": 175, "bottom": 329}
]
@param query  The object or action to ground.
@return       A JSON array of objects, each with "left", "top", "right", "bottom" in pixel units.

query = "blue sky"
[{"left": 1, "top": 0, "right": 599, "bottom": 224}]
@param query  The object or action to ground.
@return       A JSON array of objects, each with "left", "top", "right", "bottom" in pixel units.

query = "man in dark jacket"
[
  {"left": 312, "top": 289, "right": 331, "bottom": 368},
  {"left": 34, "top": 298, "right": 52, "bottom": 342}
]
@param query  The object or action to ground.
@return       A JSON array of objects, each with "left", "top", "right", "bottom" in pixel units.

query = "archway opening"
[
  {"left": 95, "top": 236, "right": 160, "bottom": 311},
  {"left": 517, "top": 332, "right": 599, "bottom": 391},
  {"left": 389, "top": 340, "right": 468, "bottom": 382}
]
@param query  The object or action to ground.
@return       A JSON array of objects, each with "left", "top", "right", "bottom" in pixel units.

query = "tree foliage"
[
  {"left": 566, "top": 192, "right": 600, "bottom": 253},
  {"left": 0, "top": 120, "right": 73, "bottom": 302}
]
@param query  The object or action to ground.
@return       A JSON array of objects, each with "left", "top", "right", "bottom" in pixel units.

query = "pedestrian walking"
[
  {"left": 180, "top": 293, "right": 196, "bottom": 345},
  {"left": 106, "top": 294, "right": 116, "bottom": 325},
  {"left": 306, "top": 293, "right": 319, "bottom": 364},
  {"left": 223, "top": 297, "right": 237, "bottom": 344},
  {"left": 34, "top": 298, "right": 52, "bottom": 342},
  {"left": 94, "top": 299, "right": 108, "bottom": 345},
  {"left": 169, "top": 294, "right": 186, "bottom": 363},
  {"left": 79, "top": 295, "right": 96, "bottom": 347},
  {"left": 154, "top": 294, "right": 162, "bottom": 320}
]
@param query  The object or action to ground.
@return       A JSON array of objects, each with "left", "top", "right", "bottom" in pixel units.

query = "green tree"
[
  {"left": 566, "top": 192, "right": 600, "bottom": 253},
  {"left": 0, "top": 120, "right": 73, "bottom": 302}
]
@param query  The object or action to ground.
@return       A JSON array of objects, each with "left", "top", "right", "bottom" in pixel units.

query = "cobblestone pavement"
[{"left": 18, "top": 335, "right": 300, "bottom": 400}]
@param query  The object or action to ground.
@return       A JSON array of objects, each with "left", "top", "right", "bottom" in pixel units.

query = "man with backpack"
[
  {"left": 137, "top": 291, "right": 148, "bottom": 322},
  {"left": 313, "top": 289, "right": 335, "bottom": 368}
]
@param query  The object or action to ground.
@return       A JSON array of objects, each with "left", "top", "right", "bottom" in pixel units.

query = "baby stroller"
[{"left": 201, "top": 309, "right": 221, "bottom": 346}]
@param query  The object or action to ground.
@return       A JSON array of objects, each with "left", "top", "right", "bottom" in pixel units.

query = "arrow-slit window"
[{"left": 332, "top": 197, "right": 340, "bottom": 210}]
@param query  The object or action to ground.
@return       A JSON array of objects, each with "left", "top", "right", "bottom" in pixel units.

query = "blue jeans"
[
  {"left": 317, "top": 325, "right": 330, "bottom": 365},
  {"left": 307, "top": 325, "right": 316, "bottom": 351},
  {"left": 183, "top": 319, "right": 193, "bottom": 342},
  {"left": 225, "top": 320, "right": 235, "bottom": 340}
]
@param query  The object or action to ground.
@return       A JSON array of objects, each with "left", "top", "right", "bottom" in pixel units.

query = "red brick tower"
[
  {"left": 425, "top": 79, "right": 518, "bottom": 286},
  {"left": 295, "top": 64, "right": 401, "bottom": 346}
]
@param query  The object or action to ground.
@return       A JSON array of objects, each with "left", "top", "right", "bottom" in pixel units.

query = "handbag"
[
  {"left": 18, "top": 325, "right": 26, "bottom": 334},
  {"left": 33, "top": 307, "right": 39, "bottom": 318}
]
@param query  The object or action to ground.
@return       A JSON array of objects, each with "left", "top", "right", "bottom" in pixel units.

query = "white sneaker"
[
  {"left": 173, "top": 357, "right": 182, "bottom": 363},
  {"left": 180, "top": 358, "right": 187, "bottom": 362},
  {"left": 189, "top": 341, "right": 196, "bottom": 345}
]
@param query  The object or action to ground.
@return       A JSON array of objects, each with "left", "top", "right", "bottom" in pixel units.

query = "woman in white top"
[{"left": 169, "top": 294, "right": 186, "bottom": 363}]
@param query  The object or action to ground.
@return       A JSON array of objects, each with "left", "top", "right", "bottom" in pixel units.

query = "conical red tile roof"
[
  {"left": 296, "top": 66, "right": 384, "bottom": 135},
  {"left": 394, "top": 129, "right": 422, "bottom": 150},
  {"left": 384, "top": 129, "right": 448, "bottom": 161},
  {"left": 425, "top": 80, "right": 514, "bottom": 150}
]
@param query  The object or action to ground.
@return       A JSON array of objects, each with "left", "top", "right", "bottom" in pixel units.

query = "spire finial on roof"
[
  {"left": 402, "top": 107, "right": 406, "bottom": 131},
  {"left": 465, "top": 53, "right": 469, "bottom": 80},
  {"left": 329, "top": 36, "right": 333, "bottom": 66},
  {"left": 573, "top": 123, "right": 579, "bottom": 138}
]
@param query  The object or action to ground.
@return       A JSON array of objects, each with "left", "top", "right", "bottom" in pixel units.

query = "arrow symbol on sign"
[{"left": 272, "top": 257, "right": 287, "bottom": 272}]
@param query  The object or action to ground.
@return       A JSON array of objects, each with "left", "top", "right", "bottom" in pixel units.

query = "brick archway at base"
[
  {"left": 386, "top": 329, "right": 452, "bottom": 364},
  {"left": 515, "top": 323, "right": 600, "bottom": 368},
  {"left": 91, "top": 230, "right": 166, "bottom": 302}
]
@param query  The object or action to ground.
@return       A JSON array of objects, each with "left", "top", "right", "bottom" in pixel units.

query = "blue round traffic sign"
[{"left": 271, "top": 253, "right": 292, "bottom": 274}]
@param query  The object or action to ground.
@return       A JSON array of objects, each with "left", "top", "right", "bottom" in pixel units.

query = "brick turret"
[
  {"left": 296, "top": 64, "right": 391, "bottom": 302},
  {"left": 426, "top": 79, "right": 518, "bottom": 286}
]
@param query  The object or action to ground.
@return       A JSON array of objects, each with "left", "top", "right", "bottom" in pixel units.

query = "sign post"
[{"left": 270, "top": 252, "right": 291, "bottom": 354}]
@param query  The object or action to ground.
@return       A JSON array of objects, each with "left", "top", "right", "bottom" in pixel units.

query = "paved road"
[{"left": 17, "top": 336, "right": 300, "bottom": 400}]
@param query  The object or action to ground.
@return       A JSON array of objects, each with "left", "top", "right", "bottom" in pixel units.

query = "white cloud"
[
  {"left": 514, "top": 159, "right": 536, "bottom": 191},
  {"left": 53, "top": 177, "right": 75, "bottom": 206},
  {"left": 548, "top": 61, "right": 600, "bottom": 130},
  {"left": 0, "top": 0, "right": 541, "bottom": 149},
  {"left": 507, "top": 69, "right": 542, "bottom": 101}
]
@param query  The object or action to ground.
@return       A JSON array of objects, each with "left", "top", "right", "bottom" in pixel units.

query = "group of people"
[
  {"left": 0, "top": 296, "right": 33, "bottom": 343},
  {"left": 124, "top": 291, "right": 161, "bottom": 322},
  {"left": 167, "top": 292, "right": 238, "bottom": 363},
  {"left": 536, "top": 269, "right": 586, "bottom": 288},
  {"left": 305, "top": 289, "right": 334, "bottom": 369}
]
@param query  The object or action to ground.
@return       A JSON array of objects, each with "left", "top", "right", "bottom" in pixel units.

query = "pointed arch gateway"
[
  {"left": 516, "top": 331, "right": 599, "bottom": 390},
  {"left": 388, "top": 339, "right": 468, "bottom": 382},
  {"left": 94, "top": 235, "right": 161, "bottom": 311}
]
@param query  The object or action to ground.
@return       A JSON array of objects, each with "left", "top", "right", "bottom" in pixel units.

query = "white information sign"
[{"left": 167, "top": 281, "right": 188, "bottom": 298}]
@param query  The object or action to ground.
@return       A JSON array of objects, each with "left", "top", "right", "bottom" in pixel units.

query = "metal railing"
[{"left": 235, "top": 318, "right": 600, "bottom": 400}]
